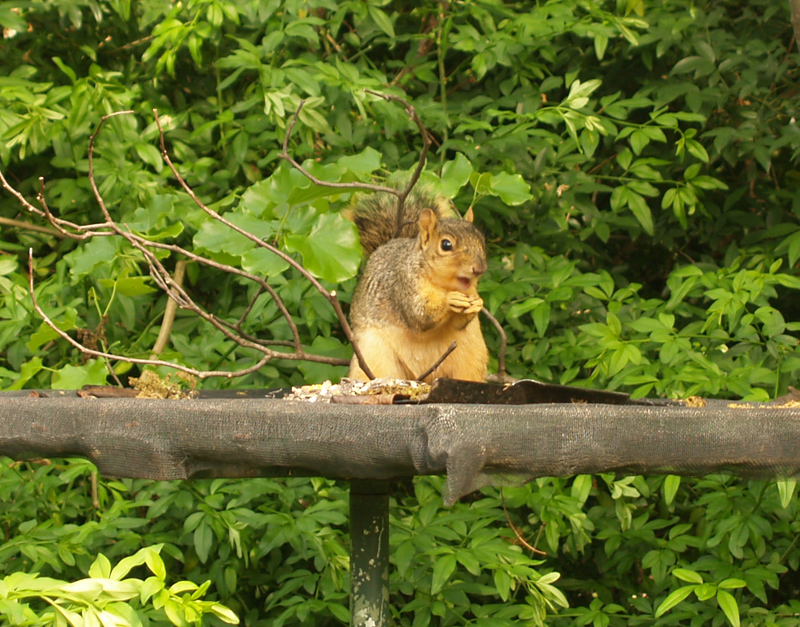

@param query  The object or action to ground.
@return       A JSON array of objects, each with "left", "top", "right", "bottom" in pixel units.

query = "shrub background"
[{"left": 1, "top": 1, "right": 800, "bottom": 626}]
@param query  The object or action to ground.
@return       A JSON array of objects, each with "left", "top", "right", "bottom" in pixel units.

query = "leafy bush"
[
  {"left": 1, "top": 544, "right": 238, "bottom": 627},
  {"left": 2, "top": 0, "right": 800, "bottom": 625}
]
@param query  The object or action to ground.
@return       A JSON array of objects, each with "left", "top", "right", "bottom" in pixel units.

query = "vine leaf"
[{"left": 284, "top": 213, "right": 362, "bottom": 283}]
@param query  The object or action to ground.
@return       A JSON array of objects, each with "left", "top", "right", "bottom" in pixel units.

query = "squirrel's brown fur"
[{"left": 347, "top": 184, "right": 489, "bottom": 383}]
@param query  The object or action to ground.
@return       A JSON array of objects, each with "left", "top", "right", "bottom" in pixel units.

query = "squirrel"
[{"left": 346, "top": 183, "right": 489, "bottom": 383}]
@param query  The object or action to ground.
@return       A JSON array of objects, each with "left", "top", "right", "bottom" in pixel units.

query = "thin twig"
[
  {"left": 416, "top": 341, "right": 457, "bottom": 381},
  {"left": 501, "top": 488, "right": 547, "bottom": 556},
  {"left": 111, "top": 35, "right": 154, "bottom": 54},
  {"left": 481, "top": 307, "right": 507, "bottom": 379},
  {"left": 103, "top": 359, "right": 125, "bottom": 387},
  {"left": 91, "top": 471, "right": 99, "bottom": 509},
  {"left": 262, "top": 106, "right": 382, "bottom": 378},
  {"left": 0, "top": 216, "right": 64, "bottom": 238},
  {"left": 0, "top": 110, "right": 360, "bottom": 379},
  {"left": 278, "top": 101, "right": 398, "bottom": 195},
  {"left": 151, "top": 260, "right": 187, "bottom": 357},
  {"left": 363, "top": 90, "right": 432, "bottom": 237},
  {"left": 391, "top": 9, "right": 440, "bottom": 86},
  {"left": 84, "top": 117, "right": 293, "bottom": 361},
  {"left": 791, "top": 0, "right": 800, "bottom": 53},
  {"left": 152, "top": 110, "right": 365, "bottom": 371},
  {"left": 27, "top": 249, "right": 274, "bottom": 379},
  {"left": 36, "top": 176, "right": 116, "bottom": 238},
  {"left": 279, "top": 92, "right": 436, "bottom": 378}
]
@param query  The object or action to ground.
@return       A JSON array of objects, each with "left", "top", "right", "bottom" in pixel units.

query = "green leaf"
[
  {"left": 694, "top": 583, "right": 716, "bottom": 601},
  {"left": 470, "top": 172, "right": 493, "bottom": 195},
  {"left": 210, "top": 604, "right": 239, "bottom": 625},
  {"left": 284, "top": 213, "right": 361, "bottom": 282},
  {"left": 440, "top": 153, "right": 474, "bottom": 199},
  {"left": 655, "top": 586, "right": 695, "bottom": 617},
  {"left": 51, "top": 57, "right": 77, "bottom": 83},
  {"left": 716, "top": 590, "right": 740, "bottom": 627},
  {"left": 671, "top": 56, "right": 715, "bottom": 76},
  {"left": 663, "top": 475, "right": 680, "bottom": 506},
  {"left": 564, "top": 78, "right": 603, "bottom": 108},
  {"left": 144, "top": 547, "right": 166, "bottom": 581},
  {"left": 89, "top": 554, "right": 112, "bottom": 579},
  {"left": 672, "top": 568, "right": 703, "bottom": 584},
  {"left": 194, "top": 212, "right": 276, "bottom": 256},
  {"left": 627, "top": 190, "right": 653, "bottom": 235},
  {"left": 241, "top": 247, "right": 291, "bottom": 277},
  {"left": 27, "top": 308, "right": 77, "bottom": 352},
  {"left": 368, "top": 5, "right": 395, "bottom": 38},
  {"left": 686, "top": 139, "right": 709, "bottom": 163},
  {"left": 532, "top": 302, "right": 550, "bottom": 336},
  {"left": 297, "top": 336, "right": 350, "bottom": 384},
  {"left": 66, "top": 237, "right": 120, "bottom": 279},
  {"left": 52, "top": 360, "right": 108, "bottom": 389},
  {"left": 337, "top": 147, "right": 383, "bottom": 176},
  {"left": 493, "top": 567, "right": 513, "bottom": 602},
  {"left": 4, "top": 357, "right": 43, "bottom": 391},
  {"left": 488, "top": 172, "right": 532, "bottom": 205},
  {"left": 194, "top": 522, "right": 213, "bottom": 564},
  {"left": 571, "top": 475, "right": 593, "bottom": 504},
  {"left": 777, "top": 479, "right": 796, "bottom": 508},
  {"left": 430, "top": 553, "right": 457, "bottom": 595},
  {"left": 594, "top": 34, "right": 608, "bottom": 60},
  {"left": 98, "top": 277, "right": 158, "bottom": 297}
]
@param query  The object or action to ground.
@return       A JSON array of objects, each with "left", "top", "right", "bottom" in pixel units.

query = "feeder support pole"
[{"left": 349, "top": 480, "right": 390, "bottom": 627}]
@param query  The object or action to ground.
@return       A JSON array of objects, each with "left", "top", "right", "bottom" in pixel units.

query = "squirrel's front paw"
[{"left": 447, "top": 291, "right": 484, "bottom": 315}]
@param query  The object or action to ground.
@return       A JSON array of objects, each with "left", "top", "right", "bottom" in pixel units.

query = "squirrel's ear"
[
  {"left": 464, "top": 207, "right": 475, "bottom": 223},
  {"left": 418, "top": 208, "right": 437, "bottom": 246}
]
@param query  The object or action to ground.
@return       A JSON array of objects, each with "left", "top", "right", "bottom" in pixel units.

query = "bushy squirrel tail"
[{"left": 345, "top": 179, "right": 458, "bottom": 256}]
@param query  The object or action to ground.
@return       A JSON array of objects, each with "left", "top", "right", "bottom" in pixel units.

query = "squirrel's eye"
[{"left": 440, "top": 238, "right": 453, "bottom": 252}]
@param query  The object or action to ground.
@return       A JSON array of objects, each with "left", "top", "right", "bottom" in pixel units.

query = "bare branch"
[
  {"left": 501, "top": 488, "right": 547, "bottom": 556},
  {"left": 153, "top": 108, "right": 377, "bottom": 379},
  {"left": 277, "top": 92, "right": 437, "bottom": 378},
  {"left": 88, "top": 111, "right": 134, "bottom": 227},
  {"left": 0, "top": 169, "right": 46, "bottom": 220},
  {"left": 416, "top": 341, "right": 457, "bottom": 382},
  {"left": 0, "top": 217, "right": 64, "bottom": 238},
  {"left": 37, "top": 177, "right": 117, "bottom": 238},
  {"left": 481, "top": 307, "right": 508, "bottom": 379},
  {"left": 151, "top": 260, "right": 187, "bottom": 357},
  {"left": 0, "top": 110, "right": 359, "bottom": 380},
  {"left": 791, "top": 0, "right": 800, "bottom": 53},
  {"left": 278, "top": 101, "right": 398, "bottom": 195},
  {"left": 27, "top": 249, "right": 274, "bottom": 379},
  {"left": 6, "top": 102, "right": 454, "bottom": 383},
  {"left": 363, "top": 90, "right": 432, "bottom": 237}
]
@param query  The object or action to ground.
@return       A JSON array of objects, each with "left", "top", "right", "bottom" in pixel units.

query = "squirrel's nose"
[{"left": 473, "top": 258, "right": 487, "bottom": 276}]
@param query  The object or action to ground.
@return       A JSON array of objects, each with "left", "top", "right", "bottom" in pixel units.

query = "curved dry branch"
[
  {"left": 416, "top": 341, "right": 457, "bottom": 382},
  {"left": 27, "top": 250, "right": 273, "bottom": 379},
  {"left": 278, "top": 91, "right": 437, "bottom": 378},
  {"left": 278, "top": 101, "right": 398, "bottom": 196},
  {"left": 281, "top": 92, "right": 432, "bottom": 241},
  {"left": 0, "top": 216, "right": 64, "bottom": 238},
  {"left": 150, "top": 260, "right": 186, "bottom": 357},
  {"left": 363, "top": 90, "right": 432, "bottom": 237},
  {"left": 153, "top": 109, "right": 376, "bottom": 379},
  {"left": 6, "top": 104, "right": 505, "bottom": 384},
  {"left": 481, "top": 307, "right": 508, "bottom": 379},
  {"left": 1, "top": 111, "right": 360, "bottom": 380}
]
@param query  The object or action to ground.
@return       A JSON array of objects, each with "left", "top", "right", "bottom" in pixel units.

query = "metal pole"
[{"left": 349, "top": 480, "right": 390, "bottom": 627}]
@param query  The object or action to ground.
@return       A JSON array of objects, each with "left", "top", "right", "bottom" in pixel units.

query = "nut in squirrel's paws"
[{"left": 446, "top": 291, "right": 484, "bottom": 315}]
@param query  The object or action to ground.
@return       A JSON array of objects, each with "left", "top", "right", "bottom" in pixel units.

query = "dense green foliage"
[{"left": 2, "top": 0, "right": 800, "bottom": 625}]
